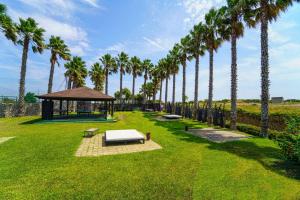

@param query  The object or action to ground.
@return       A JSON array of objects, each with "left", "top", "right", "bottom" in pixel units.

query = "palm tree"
[
  {"left": 116, "top": 52, "right": 130, "bottom": 107},
  {"left": 100, "top": 54, "right": 117, "bottom": 95},
  {"left": 163, "top": 56, "right": 172, "bottom": 110},
  {"left": 89, "top": 62, "right": 105, "bottom": 92},
  {"left": 187, "top": 23, "right": 206, "bottom": 118},
  {"left": 157, "top": 59, "right": 167, "bottom": 108},
  {"left": 150, "top": 67, "right": 161, "bottom": 105},
  {"left": 221, "top": 0, "right": 257, "bottom": 130},
  {"left": 204, "top": 8, "right": 225, "bottom": 125},
  {"left": 141, "top": 59, "right": 153, "bottom": 105},
  {"left": 129, "top": 56, "right": 142, "bottom": 103},
  {"left": 251, "top": 0, "right": 299, "bottom": 137},
  {"left": 16, "top": 18, "right": 45, "bottom": 116},
  {"left": 47, "top": 36, "right": 71, "bottom": 93},
  {"left": 0, "top": 3, "right": 17, "bottom": 42},
  {"left": 178, "top": 35, "right": 191, "bottom": 116},
  {"left": 64, "top": 56, "right": 87, "bottom": 88},
  {"left": 169, "top": 44, "right": 180, "bottom": 113}
]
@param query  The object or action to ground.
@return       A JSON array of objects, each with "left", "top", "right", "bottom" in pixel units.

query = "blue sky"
[{"left": 0, "top": 0, "right": 300, "bottom": 100}]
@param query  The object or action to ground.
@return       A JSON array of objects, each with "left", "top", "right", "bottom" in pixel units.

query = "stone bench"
[{"left": 84, "top": 128, "right": 99, "bottom": 137}]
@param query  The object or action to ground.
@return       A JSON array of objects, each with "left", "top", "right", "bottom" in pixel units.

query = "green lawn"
[{"left": 0, "top": 112, "right": 299, "bottom": 200}]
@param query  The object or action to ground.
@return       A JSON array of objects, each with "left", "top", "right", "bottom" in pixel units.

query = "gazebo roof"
[{"left": 37, "top": 87, "right": 115, "bottom": 101}]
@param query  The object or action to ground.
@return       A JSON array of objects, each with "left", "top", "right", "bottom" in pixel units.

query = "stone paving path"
[
  {"left": 76, "top": 134, "right": 162, "bottom": 157},
  {"left": 0, "top": 137, "right": 15, "bottom": 144},
  {"left": 187, "top": 128, "right": 251, "bottom": 143}
]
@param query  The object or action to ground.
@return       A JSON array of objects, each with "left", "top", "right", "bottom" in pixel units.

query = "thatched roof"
[{"left": 37, "top": 87, "right": 115, "bottom": 101}]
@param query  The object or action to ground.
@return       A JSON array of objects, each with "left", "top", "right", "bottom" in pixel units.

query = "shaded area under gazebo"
[{"left": 37, "top": 87, "right": 115, "bottom": 121}]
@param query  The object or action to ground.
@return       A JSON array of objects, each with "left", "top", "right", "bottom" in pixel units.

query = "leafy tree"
[
  {"left": 24, "top": 92, "right": 37, "bottom": 103},
  {"left": 89, "top": 63, "right": 106, "bottom": 92},
  {"left": 129, "top": 56, "right": 142, "bottom": 103},
  {"left": 100, "top": 54, "right": 117, "bottom": 95},
  {"left": 64, "top": 56, "right": 87, "bottom": 88},
  {"left": 16, "top": 18, "right": 45, "bottom": 116},
  {"left": 47, "top": 36, "right": 71, "bottom": 93},
  {"left": 0, "top": 3, "right": 17, "bottom": 43},
  {"left": 114, "top": 88, "right": 132, "bottom": 103}
]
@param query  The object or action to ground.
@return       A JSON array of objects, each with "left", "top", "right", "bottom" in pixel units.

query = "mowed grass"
[{"left": 0, "top": 112, "right": 299, "bottom": 200}]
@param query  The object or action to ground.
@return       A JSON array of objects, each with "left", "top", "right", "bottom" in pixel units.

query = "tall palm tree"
[
  {"left": 0, "top": 3, "right": 17, "bottom": 43},
  {"left": 187, "top": 23, "right": 206, "bottom": 119},
  {"left": 221, "top": 0, "right": 257, "bottom": 130},
  {"left": 169, "top": 44, "right": 180, "bottom": 113},
  {"left": 178, "top": 35, "right": 191, "bottom": 116},
  {"left": 89, "top": 62, "right": 106, "bottom": 92},
  {"left": 16, "top": 18, "right": 45, "bottom": 116},
  {"left": 129, "top": 56, "right": 142, "bottom": 103},
  {"left": 100, "top": 54, "right": 117, "bottom": 95},
  {"left": 163, "top": 56, "right": 172, "bottom": 110},
  {"left": 150, "top": 66, "right": 161, "bottom": 104},
  {"left": 64, "top": 56, "right": 87, "bottom": 88},
  {"left": 251, "top": 0, "right": 299, "bottom": 137},
  {"left": 141, "top": 59, "right": 153, "bottom": 105},
  {"left": 204, "top": 8, "right": 225, "bottom": 125},
  {"left": 157, "top": 59, "right": 167, "bottom": 108},
  {"left": 47, "top": 36, "right": 71, "bottom": 93},
  {"left": 116, "top": 52, "right": 130, "bottom": 106}
]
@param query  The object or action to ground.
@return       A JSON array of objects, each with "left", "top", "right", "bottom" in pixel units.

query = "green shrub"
[
  {"left": 276, "top": 134, "right": 300, "bottom": 162},
  {"left": 275, "top": 117, "right": 300, "bottom": 163}
]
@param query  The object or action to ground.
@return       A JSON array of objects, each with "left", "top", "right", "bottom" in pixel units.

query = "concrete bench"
[{"left": 84, "top": 128, "right": 99, "bottom": 137}]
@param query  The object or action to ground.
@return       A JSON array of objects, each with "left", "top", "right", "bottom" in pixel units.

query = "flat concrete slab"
[
  {"left": 187, "top": 128, "right": 251, "bottom": 143},
  {"left": 76, "top": 134, "right": 162, "bottom": 157},
  {"left": 0, "top": 137, "right": 15, "bottom": 144},
  {"left": 155, "top": 116, "right": 181, "bottom": 122}
]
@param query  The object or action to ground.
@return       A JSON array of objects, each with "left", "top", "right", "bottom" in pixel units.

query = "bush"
[
  {"left": 276, "top": 134, "right": 300, "bottom": 162},
  {"left": 24, "top": 92, "right": 37, "bottom": 103},
  {"left": 275, "top": 117, "right": 300, "bottom": 163}
]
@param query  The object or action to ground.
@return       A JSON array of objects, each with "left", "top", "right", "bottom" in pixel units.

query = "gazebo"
[{"left": 37, "top": 87, "right": 115, "bottom": 120}]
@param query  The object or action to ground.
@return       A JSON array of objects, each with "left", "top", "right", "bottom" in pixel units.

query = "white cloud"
[
  {"left": 143, "top": 37, "right": 164, "bottom": 50},
  {"left": 82, "top": 0, "right": 100, "bottom": 8},
  {"left": 179, "top": 0, "right": 226, "bottom": 28},
  {"left": 8, "top": 8, "right": 90, "bottom": 56}
]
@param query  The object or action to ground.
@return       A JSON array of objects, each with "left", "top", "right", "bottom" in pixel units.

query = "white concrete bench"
[{"left": 84, "top": 128, "right": 99, "bottom": 137}]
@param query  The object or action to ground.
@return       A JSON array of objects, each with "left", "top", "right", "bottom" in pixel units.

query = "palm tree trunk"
[
  {"left": 17, "top": 36, "right": 29, "bottom": 116},
  {"left": 165, "top": 75, "right": 169, "bottom": 111},
  {"left": 172, "top": 73, "right": 176, "bottom": 114},
  {"left": 67, "top": 77, "right": 72, "bottom": 89},
  {"left": 193, "top": 55, "right": 199, "bottom": 119},
  {"left": 120, "top": 67, "right": 123, "bottom": 108},
  {"left": 159, "top": 79, "right": 163, "bottom": 104},
  {"left": 143, "top": 73, "right": 147, "bottom": 106},
  {"left": 207, "top": 48, "right": 214, "bottom": 125},
  {"left": 47, "top": 57, "right": 55, "bottom": 94},
  {"left": 105, "top": 70, "right": 108, "bottom": 95},
  {"left": 230, "top": 26, "right": 238, "bottom": 130},
  {"left": 260, "top": 0, "right": 269, "bottom": 137},
  {"left": 182, "top": 60, "right": 186, "bottom": 116},
  {"left": 132, "top": 75, "right": 136, "bottom": 104}
]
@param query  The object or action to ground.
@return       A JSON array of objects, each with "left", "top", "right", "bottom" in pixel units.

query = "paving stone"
[
  {"left": 187, "top": 128, "right": 252, "bottom": 143},
  {"left": 75, "top": 134, "right": 162, "bottom": 157}
]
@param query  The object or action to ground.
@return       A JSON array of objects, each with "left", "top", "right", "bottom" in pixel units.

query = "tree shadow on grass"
[
  {"left": 142, "top": 112, "right": 300, "bottom": 180},
  {"left": 20, "top": 118, "right": 43, "bottom": 125}
]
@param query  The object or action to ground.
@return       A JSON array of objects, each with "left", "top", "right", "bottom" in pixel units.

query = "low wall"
[{"left": 0, "top": 103, "right": 41, "bottom": 117}]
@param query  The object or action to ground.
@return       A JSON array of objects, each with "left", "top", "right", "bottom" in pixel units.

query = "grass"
[
  {"left": 0, "top": 111, "right": 299, "bottom": 199},
  {"left": 223, "top": 102, "right": 300, "bottom": 115}
]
